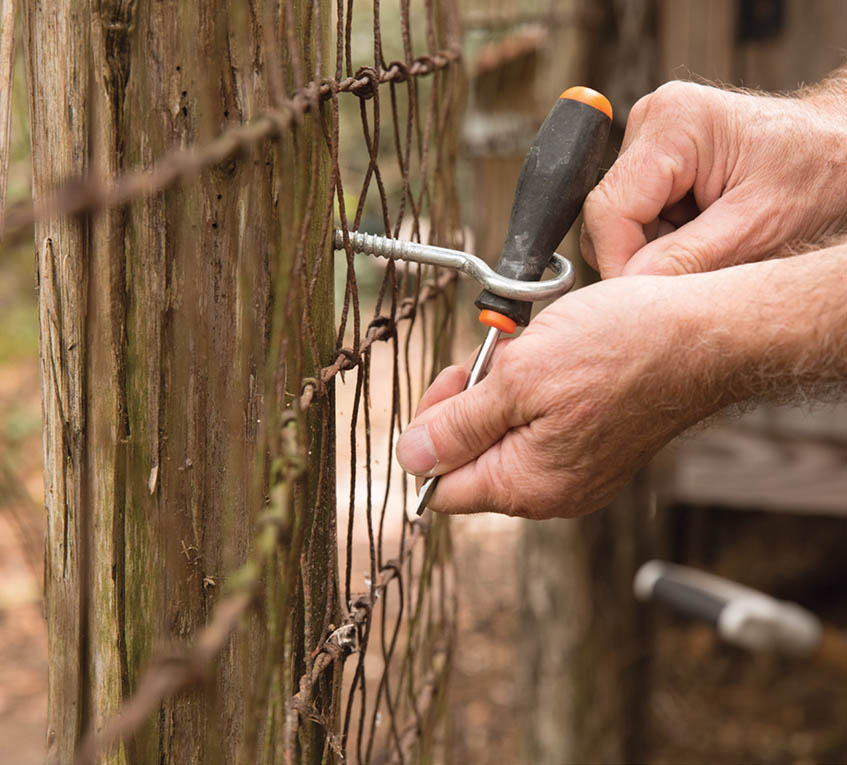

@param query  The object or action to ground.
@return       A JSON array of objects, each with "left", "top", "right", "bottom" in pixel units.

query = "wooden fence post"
[{"left": 23, "top": 1, "right": 333, "bottom": 761}]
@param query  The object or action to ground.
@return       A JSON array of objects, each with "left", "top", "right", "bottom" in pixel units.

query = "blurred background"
[{"left": 4, "top": 1, "right": 847, "bottom": 763}]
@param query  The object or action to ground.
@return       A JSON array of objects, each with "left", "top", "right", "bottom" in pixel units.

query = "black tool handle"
[
  {"left": 634, "top": 560, "right": 733, "bottom": 627},
  {"left": 651, "top": 574, "right": 728, "bottom": 626},
  {"left": 475, "top": 88, "right": 612, "bottom": 327}
]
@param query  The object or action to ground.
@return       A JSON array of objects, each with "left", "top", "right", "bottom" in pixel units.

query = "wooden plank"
[
  {"left": 740, "top": 402, "right": 847, "bottom": 441},
  {"left": 737, "top": 0, "right": 847, "bottom": 90},
  {"left": 672, "top": 423, "right": 847, "bottom": 516}
]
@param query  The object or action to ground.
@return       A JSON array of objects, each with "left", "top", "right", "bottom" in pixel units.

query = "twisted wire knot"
[
  {"left": 351, "top": 66, "right": 380, "bottom": 100},
  {"left": 386, "top": 59, "right": 411, "bottom": 83}
]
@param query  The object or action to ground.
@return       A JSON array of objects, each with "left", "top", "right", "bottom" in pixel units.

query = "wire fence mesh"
[{"left": 3, "top": 0, "right": 465, "bottom": 761}]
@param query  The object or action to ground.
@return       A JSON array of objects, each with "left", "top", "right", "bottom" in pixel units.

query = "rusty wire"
[
  {"left": 0, "top": 50, "right": 460, "bottom": 244},
  {"left": 13, "top": 0, "right": 466, "bottom": 762}
]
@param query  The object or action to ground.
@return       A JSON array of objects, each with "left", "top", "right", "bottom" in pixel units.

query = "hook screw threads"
[{"left": 334, "top": 229, "right": 408, "bottom": 261}]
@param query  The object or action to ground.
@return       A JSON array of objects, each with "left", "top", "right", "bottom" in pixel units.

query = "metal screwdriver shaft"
[{"left": 415, "top": 324, "right": 501, "bottom": 515}]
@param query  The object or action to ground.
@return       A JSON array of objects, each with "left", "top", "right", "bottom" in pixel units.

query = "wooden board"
[
  {"left": 737, "top": 0, "right": 847, "bottom": 90},
  {"left": 672, "top": 415, "right": 847, "bottom": 516}
]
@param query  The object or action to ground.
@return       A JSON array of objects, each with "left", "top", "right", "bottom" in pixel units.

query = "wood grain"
[
  {"left": 23, "top": 1, "right": 334, "bottom": 761},
  {"left": 737, "top": 0, "right": 847, "bottom": 91},
  {"left": 658, "top": 0, "right": 734, "bottom": 83},
  {"left": 0, "top": 0, "right": 15, "bottom": 229},
  {"left": 673, "top": 420, "right": 847, "bottom": 516}
]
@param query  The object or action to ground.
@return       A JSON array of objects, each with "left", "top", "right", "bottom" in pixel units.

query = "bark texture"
[
  {"left": 24, "top": 1, "right": 334, "bottom": 762},
  {"left": 0, "top": 0, "right": 15, "bottom": 226}
]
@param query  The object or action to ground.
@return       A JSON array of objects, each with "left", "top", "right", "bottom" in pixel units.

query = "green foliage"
[
  {"left": 0, "top": 239, "right": 37, "bottom": 362},
  {"left": 0, "top": 35, "right": 37, "bottom": 363}
]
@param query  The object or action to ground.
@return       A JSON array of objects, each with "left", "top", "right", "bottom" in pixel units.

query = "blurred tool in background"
[{"left": 635, "top": 560, "right": 847, "bottom": 676}]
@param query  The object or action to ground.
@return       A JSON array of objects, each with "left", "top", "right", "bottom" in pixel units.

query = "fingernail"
[{"left": 396, "top": 425, "right": 437, "bottom": 476}]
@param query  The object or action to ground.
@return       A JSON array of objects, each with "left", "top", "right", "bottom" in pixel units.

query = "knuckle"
[
  {"left": 439, "top": 363, "right": 469, "bottom": 392},
  {"left": 652, "top": 79, "right": 697, "bottom": 107},
  {"left": 628, "top": 93, "right": 650, "bottom": 123},
  {"left": 654, "top": 148, "right": 686, "bottom": 185},
  {"left": 651, "top": 80, "right": 721, "bottom": 129},
  {"left": 579, "top": 224, "right": 598, "bottom": 268},
  {"left": 582, "top": 187, "right": 601, "bottom": 222},
  {"left": 436, "top": 363, "right": 463, "bottom": 382},
  {"left": 661, "top": 242, "right": 709, "bottom": 274},
  {"left": 582, "top": 179, "right": 614, "bottom": 224}
]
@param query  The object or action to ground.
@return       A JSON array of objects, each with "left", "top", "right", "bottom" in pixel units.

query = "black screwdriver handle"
[{"left": 475, "top": 87, "right": 612, "bottom": 328}]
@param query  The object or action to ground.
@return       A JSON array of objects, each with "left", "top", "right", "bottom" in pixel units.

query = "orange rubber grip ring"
[
  {"left": 479, "top": 309, "right": 517, "bottom": 335},
  {"left": 559, "top": 86, "right": 613, "bottom": 120}
]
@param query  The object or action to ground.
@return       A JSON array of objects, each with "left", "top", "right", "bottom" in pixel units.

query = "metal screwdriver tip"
[
  {"left": 413, "top": 325, "right": 502, "bottom": 516},
  {"left": 415, "top": 475, "right": 439, "bottom": 516}
]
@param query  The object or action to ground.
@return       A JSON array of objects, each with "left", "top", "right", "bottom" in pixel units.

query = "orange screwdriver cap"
[
  {"left": 478, "top": 309, "right": 517, "bottom": 335},
  {"left": 559, "top": 86, "right": 613, "bottom": 120}
]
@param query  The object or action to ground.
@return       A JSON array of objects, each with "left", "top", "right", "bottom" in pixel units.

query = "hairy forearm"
[
  {"left": 684, "top": 246, "right": 847, "bottom": 410},
  {"left": 800, "top": 64, "right": 847, "bottom": 111}
]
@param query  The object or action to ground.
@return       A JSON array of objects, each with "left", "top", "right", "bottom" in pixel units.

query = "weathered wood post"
[{"left": 23, "top": 1, "right": 334, "bottom": 761}]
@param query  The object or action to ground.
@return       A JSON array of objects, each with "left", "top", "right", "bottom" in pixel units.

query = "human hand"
[
  {"left": 395, "top": 274, "right": 734, "bottom": 518},
  {"left": 581, "top": 80, "right": 847, "bottom": 278}
]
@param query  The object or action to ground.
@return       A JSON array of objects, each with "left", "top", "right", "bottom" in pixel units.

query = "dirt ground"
[{"left": 0, "top": 514, "right": 46, "bottom": 765}]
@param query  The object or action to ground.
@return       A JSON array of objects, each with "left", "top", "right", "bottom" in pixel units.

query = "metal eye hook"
[{"left": 333, "top": 229, "right": 575, "bottom": 302}]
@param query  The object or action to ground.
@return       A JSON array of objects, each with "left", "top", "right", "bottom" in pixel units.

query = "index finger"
[{"left": 582, "top": 134, "right": 697, "bottom": 278}]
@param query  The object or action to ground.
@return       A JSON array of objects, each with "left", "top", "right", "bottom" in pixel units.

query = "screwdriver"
[{"left": 415, "top": 86, "right": 613, "bottom": 515}]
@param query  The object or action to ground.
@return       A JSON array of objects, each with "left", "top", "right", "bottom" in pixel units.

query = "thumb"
[
  {"left": 622, "top": 192, "right": 757, "bottom": 276},
  {"left": 396, "top": 375, "right": 515, "bottom": 477}
]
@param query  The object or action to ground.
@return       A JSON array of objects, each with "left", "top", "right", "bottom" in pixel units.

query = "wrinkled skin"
[
  {"left": 581, "top": 81, "right": 847, "bottom": 277},
  {"left": 396, "top": 79, "right": 847, "bottom": 518},
  {"left": 398, "top": 274, "right": 728, "bottom": 518}
]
